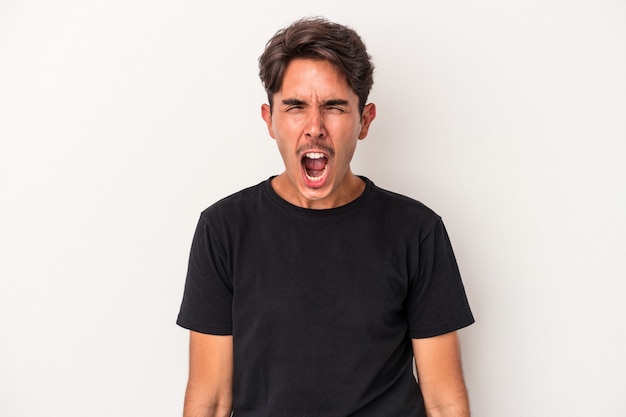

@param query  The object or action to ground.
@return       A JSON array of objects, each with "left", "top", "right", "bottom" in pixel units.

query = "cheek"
[
  {"left": 327, "top": 114, "right": 362, "bottom": 135},
  {"left": 274, "top": 138, "right": 298, "bottom": 167},
  {"left": 273, "top": 119, "right": 306, "bottom": 143},
  {"left": 344, "top": 142, "right": 358, "bottom": 161}
]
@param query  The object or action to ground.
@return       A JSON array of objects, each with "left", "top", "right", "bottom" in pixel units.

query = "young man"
[{"left": 177, "top": 18, "right": 474, "bottom": 417}]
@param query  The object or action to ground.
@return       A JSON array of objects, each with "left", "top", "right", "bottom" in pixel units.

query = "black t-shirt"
[{"left": 177, "top": 177, "right": 474, "bottom": 417}]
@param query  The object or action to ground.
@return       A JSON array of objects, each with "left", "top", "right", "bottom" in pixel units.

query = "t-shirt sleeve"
[
  {"left": 406, "top": 218, "right": 474, "bottom": 338},
  {"left": 176, "top": 213, "right": 234, "bottom": 335}
]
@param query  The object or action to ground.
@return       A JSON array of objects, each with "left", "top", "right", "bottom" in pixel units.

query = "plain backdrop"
[{"left": 1, "top": 1, "right": 625, "bottom": 416}]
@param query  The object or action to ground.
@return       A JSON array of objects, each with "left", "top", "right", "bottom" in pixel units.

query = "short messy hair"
[{"left": 258, "top": 17, "right": 374, "bottom": 113}]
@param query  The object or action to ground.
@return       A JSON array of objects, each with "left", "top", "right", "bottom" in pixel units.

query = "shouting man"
[{"left": 177, "top": 17, "right": 474, "bottom": 417}]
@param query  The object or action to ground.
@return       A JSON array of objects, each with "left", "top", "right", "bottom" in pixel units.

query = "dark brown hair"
[{"left": 259, "top": 17, "right": 374, "bottom": 113}]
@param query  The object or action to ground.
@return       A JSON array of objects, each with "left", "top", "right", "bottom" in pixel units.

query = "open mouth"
[{"left": 301, "top": 152, "right": 328, "bottom": 183}]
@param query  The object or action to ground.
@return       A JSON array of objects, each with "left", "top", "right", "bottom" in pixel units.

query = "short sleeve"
[
  {"left": 176, "top": 213, "right": 234, "bottom": 335},
  {"left": 406, "top": 219, "right": 474, "bottom": 338}
]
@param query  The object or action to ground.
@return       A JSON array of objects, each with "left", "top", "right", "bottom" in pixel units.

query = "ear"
[
  {"left": 261, "top": 104, "right": 275, "bottom": 139},
  {"left": 358, "top": 103, "right": 376, "bottom": 140}
]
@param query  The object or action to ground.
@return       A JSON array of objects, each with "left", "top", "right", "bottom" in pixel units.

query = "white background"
[{"left": 1, "top": 1, "right": 625, "bottom": 416}]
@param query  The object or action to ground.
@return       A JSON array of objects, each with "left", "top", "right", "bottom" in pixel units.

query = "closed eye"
[
  {"left": 282, "top": 99, "right": 306, "bottom": 111},
  {"left": 323, "top": 99, "right": 350, "bottom": 113}
]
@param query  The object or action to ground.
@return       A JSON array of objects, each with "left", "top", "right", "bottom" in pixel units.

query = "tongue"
[{"left": 303, "top": 157, "right": 327, "bottom": 177}]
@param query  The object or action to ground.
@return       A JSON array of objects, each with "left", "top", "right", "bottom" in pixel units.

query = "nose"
[{"left": 305, "top": 109, "right": 327, "bottom": 140}]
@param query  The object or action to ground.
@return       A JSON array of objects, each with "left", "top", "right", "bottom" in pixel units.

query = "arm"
[
  {"left": 183, "top": 331, "right": 234, "bottom": 417},
  {"left": 412, "top": 331, "right": 470, "bottom": 417}
]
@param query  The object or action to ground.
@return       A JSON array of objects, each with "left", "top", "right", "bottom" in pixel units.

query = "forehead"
[{"left": 278, "top": 59, "right": 356, "bottom": 99}]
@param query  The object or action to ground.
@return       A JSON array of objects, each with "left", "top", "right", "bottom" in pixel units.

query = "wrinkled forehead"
[{"left": 277, "top": 59, "right": 357, "bottom": 101}]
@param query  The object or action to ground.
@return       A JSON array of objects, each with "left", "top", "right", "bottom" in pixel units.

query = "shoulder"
[
  {"left": 200, "top": 180, "right": 267, "bottom": 218},
  {"left": 366, "top": 179, "right": 442, "bottom": 230},
  {"left": 191, "top": 180, "right": 272, "bottom": 238}
]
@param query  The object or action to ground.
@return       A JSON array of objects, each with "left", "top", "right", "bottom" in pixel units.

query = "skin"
[
  {"left": 183, "top": 58, "right": 470, "bottom": 417},
  {"left": 261, "top": 58, "right": 376, "bottom": 210},
  {"left": 183, "top": 332, "right": 233, "bottom": 417},
  {"left": 413, "top": 332, "right": 471, "bottom": 417}
]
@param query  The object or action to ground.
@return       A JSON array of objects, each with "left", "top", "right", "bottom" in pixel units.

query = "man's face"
[{"left": 261, "top": 58, "right": 376, "bottom": 209}]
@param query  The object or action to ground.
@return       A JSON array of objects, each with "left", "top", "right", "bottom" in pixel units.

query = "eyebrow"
[
  {"left": 281, "top": 99, "right": 307, "bottom": 107},
  {"left": 323, "top": 99, "right": 350, "bottom": 107},
  {"left": 280, "top": 99, "right": 350, "bottom": 107}
]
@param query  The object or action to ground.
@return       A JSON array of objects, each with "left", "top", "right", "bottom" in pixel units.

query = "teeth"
[
  {"left": 305, "top": 165, "right": 328, "bottom": 182},
  {"left": 305, "top": 152, "right": 325, "bottom": 159}
]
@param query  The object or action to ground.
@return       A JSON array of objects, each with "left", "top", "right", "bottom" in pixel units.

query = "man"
[{"left": 177, "top": 17, "right": 474, "bottom": 417}]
